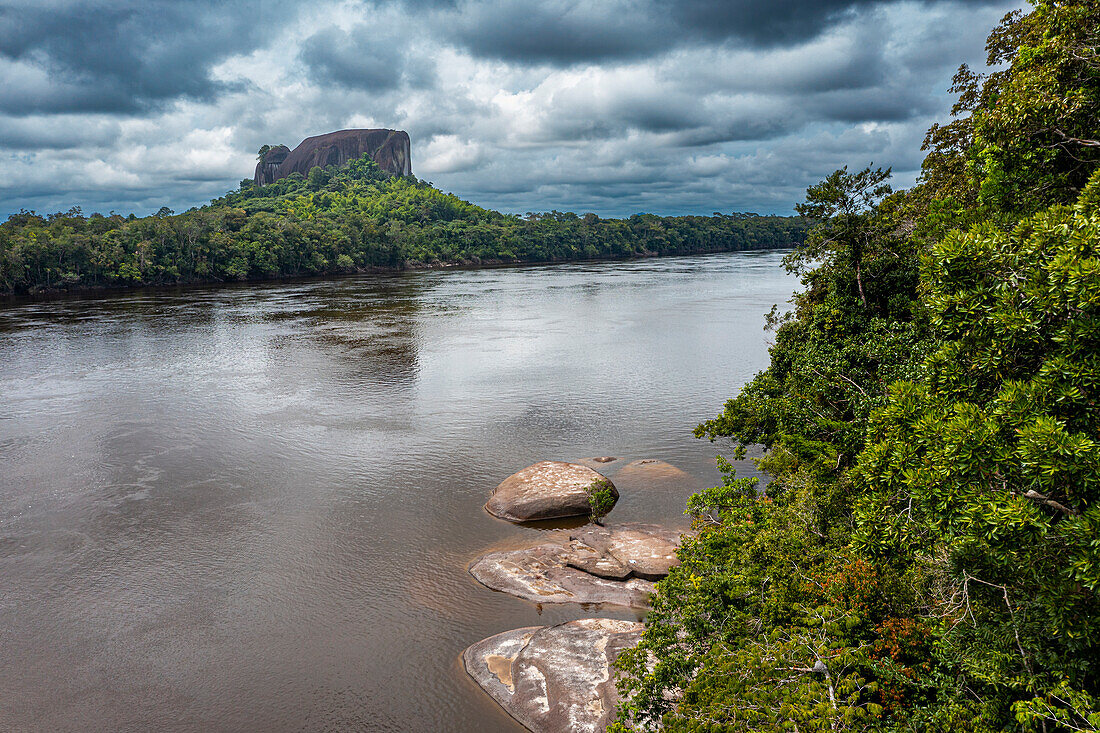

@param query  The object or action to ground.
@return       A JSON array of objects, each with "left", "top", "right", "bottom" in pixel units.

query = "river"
[{"left": 0, "top": 250, "right": 796, "bottom": 731}]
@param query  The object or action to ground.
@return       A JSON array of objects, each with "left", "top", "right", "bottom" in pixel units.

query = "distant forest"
[{"left": 0, "top": 157, "right": 807, "bottom": 296}]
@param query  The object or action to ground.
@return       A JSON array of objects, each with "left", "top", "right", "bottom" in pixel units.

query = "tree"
[
  {"left": 793, "top": 166, "right": 892, "bottom": 309},
  {"left": 850, "top": 175, "right": 1100, "bottom": 728},
  {"left": 921, "top": 1, "right": 1100, "bottom": 217},
  {"left": 307, "top": 166, "right": 330, "bottom": 190}
]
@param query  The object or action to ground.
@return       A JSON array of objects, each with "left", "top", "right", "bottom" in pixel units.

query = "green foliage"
[
  {"left": 0, "top": 154, "right": 807, "bottom": 296},
  {"left": 793, "top": 165, "right": 893, "bottom": 309},
  {"left": 616, "top": 4, "right": 1100, "bottom": 730},
  {"left": 920, "top": 1, "right": 1100, "bottom": 218},
  {"left": 586, "top": 478, "right": 617, "bottom": 525},
  {"left": 849, "top": 176, "right": 1100, "bottom": 729}
]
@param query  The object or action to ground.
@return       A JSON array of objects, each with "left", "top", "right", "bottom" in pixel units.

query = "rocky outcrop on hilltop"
[
  {"left": 253, "top": 129, "right": 411, "bottom": 186},
  {"left": 463, "top": 618, "right": 642, "bottom": 733},
  {"left": 485, "top": 461, "right": 618, "bottom": 523},
  {"left": 253, "top": 145, "right": 290, "bottom": 186}
]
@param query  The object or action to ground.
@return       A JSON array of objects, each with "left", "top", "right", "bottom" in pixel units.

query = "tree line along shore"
[{"left": 0, "top": 156, "right": 807, "bottom": 297}]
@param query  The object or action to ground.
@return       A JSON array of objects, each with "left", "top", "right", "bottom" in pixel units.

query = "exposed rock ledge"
[
  {"left": 469, "top": 523, "right": 684, "bottom": 608},
  {"left": 485, "top": 461, "right": 618, "bottom": 523},
  {"left": 464, "top": 618, "right": 642, "bottom": 733}
]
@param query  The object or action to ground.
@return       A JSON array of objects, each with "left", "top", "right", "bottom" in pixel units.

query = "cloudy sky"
[{"left": 0, "top": 0, "right": 1022, "bottom": 219}]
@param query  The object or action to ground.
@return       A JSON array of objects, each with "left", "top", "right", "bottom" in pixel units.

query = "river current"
[{"left": 0, "top": 250, "right": 796, "bottom": 731}]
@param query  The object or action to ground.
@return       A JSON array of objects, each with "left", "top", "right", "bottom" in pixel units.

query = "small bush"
[{"left": 585, "top": 478, "right": 616, "bottom": 525}]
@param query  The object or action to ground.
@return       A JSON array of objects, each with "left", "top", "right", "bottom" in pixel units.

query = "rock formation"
[
  {"left": 463, "top": 618, "right": 642, "bottom": 733},
  {"left": 485, "top": 461, "right": 618, "bottom": 523},
  {"left": 468, "top": 523, "right": 684, "bottom": 608},
  {"left": 253, "top": 145, "right": 289, "bottom": 186},
  {"left": 253, "top": 129, "right": 411, "bottom": 186}
]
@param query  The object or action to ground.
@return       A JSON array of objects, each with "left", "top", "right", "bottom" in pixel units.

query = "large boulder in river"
[
  {"left": 253, "top": 129, "right": 412, "bottom": 186},
  {"left": 463, "top": 618, "right": 642, "bottom": 733},
  {"left": 485, "top": 461, "right": 617, "bottom": 523}
]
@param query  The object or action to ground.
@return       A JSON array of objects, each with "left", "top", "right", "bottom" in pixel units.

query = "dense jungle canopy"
[{"left": 613, "top": 2, "right": 1100, "bottom": 731}]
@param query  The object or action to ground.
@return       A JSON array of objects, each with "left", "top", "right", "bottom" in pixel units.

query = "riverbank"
[{"left": 0, "top": 245, "right": 794, "bottom": 304}]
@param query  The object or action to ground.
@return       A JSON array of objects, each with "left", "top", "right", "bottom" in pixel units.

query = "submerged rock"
[
  {"left": 485, "top": 461, "right": 618, "bottom": 523},
  {"left": 469, "top": 523, "right": 684, "bottom": 608},
  {"left": 463, "top": 618, "right": 642, "bottom": 733},
  {"left": 615, "top": 458, "right": 694, "bottom": 485}
]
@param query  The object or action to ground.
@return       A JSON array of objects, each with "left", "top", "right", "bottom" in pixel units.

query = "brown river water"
[{"left": 0, "top": 250, "right": 796, "bottom": 732}]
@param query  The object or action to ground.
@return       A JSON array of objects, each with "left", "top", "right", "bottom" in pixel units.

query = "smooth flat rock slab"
[
  {"left": 564, "top": 542, "right": 632, "bottom": 580},
  {"left": 486, "top": 461, "right": 618, "bottom": 523},
  {"left": 464, "top": 618, "right": 642, "bottom": 733},
  {"left": 469, "top": 541, "right": 655, "bottom": 608},
  {"left": 570, "top": 524, "right": 682, "bottom": 581},
  {"left": 469, "top": 523, "right": 686, "bottom": 608}
]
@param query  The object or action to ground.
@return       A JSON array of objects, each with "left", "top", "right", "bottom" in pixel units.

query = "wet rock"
[
  {"left": 615, "top": 459, "right": 694, "bottom": 485},
  {"left": 464, "top": 618, "right": 642, "bottom": 733},
  {"left": 485, "top": 461, "right": 617, "bottom": 523},
  {"left": 590, "top": 456, "right": 617, "bottom": 463},
  {"left": 469, "top": 541, "right": 654, "bottom": 608},
  {"left": 571, "top": 524, "right": 682, "bottom": 582},
  {"left": 469, "top": 523, "right": 685, "bottom": 608}
]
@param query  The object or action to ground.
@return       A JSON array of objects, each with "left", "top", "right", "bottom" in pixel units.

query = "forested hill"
[{"left": 0, "top": 156, "right": 807, "bottom": 296}]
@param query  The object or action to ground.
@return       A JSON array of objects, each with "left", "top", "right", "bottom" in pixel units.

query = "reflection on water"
[{"left": 0, "top": 251, "right": 796, "bottom": 731}]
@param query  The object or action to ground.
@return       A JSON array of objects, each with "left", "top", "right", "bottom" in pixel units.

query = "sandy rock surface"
[{"left": 570, "top": 524, "right": 682, "bottom": 581}]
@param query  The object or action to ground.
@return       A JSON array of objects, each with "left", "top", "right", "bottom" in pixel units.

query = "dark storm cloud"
[
  {"left": 0, "top": 0, "right": 294, "bottom": 114},
  {"left": 0, "top": 114, "right": 121, "bottom": 149},
  {"left": 671, "top": 0, "right": 1011, "bottom": 46},
  {"left": 670, "top": 0, "right": 878, "bottom": 46},
  {"left": 429, "top": 0, "right": 1009, "bottom": 64},
  {"left": 442, "top": 1, "right": 665, "bottom": 64},
  {"left": 298, "top": 25, "right": 434, "bottom": 91}
]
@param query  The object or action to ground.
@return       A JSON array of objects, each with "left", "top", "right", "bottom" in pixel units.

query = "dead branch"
[{"left": 1022, "top": 490, "right": 1079, "bottom": 516}]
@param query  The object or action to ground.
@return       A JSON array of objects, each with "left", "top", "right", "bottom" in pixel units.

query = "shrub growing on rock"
[{"left": 586, "top": 479, "right": 617, "bottom": 525}]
